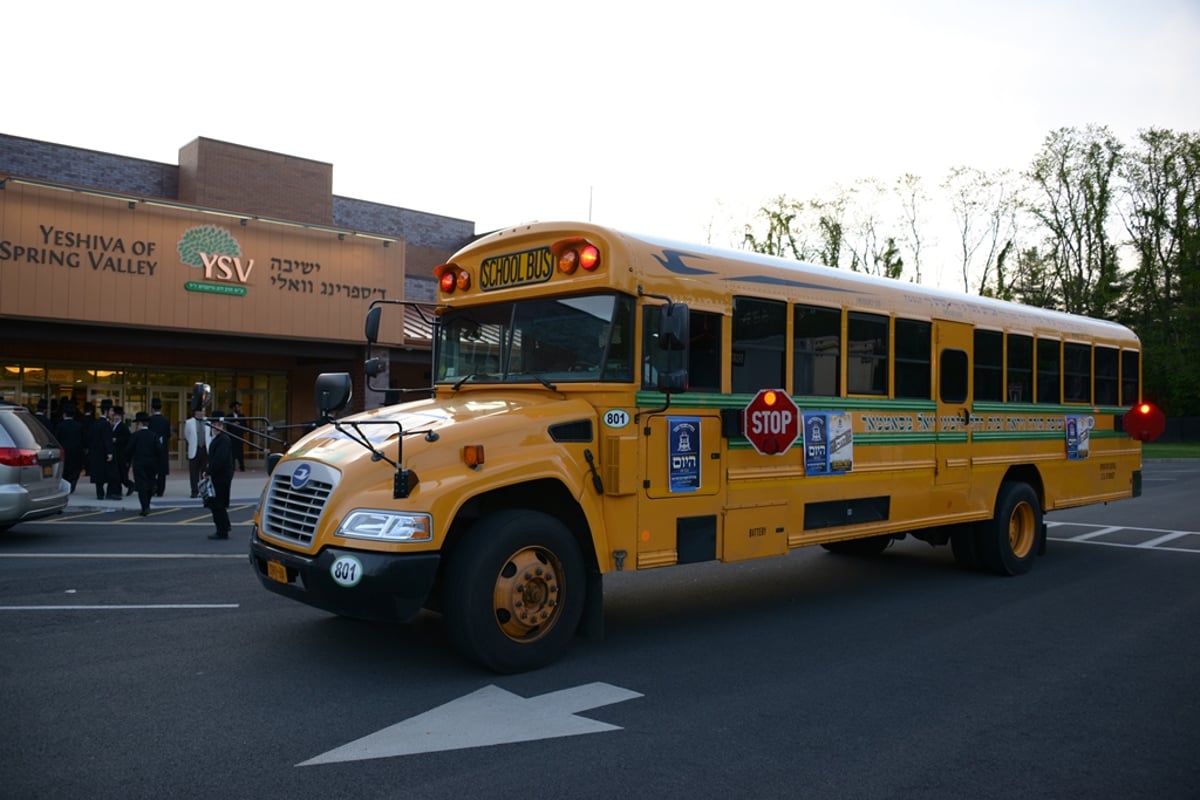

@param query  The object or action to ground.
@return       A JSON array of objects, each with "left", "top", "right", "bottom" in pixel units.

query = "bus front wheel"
[
  {"left": 978, "top": 481, "right": 1041, "bottom": 576},
  {"left": 444, "top": 510, "right": 586, "bottom": 673}
]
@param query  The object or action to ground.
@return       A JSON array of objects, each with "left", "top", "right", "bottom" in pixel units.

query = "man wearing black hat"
[
  {"left": 88, "top": 401, "right": 115, "bottom": 500},
  {"left": 54, "top": 404, "right": 85, "bottom": 493},
  {"left": 148, "top": 398, "right": 172, "bottom": 497},
  {"left": 203, "top": 411, "right": 234, "bottom": 539},
  {"left": 34, "top": 398, "right": 53, "bottom": 433},
  {"left": 110, "top": 406, "right": 134, "bottom": 499},
  {"left": 125, "top": 411, "right": 164, "bottom": 516}
]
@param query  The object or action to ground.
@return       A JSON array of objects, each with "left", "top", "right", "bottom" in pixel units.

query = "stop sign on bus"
[{"left": 743, "top": 388, "right": 800, "bottom": 455}]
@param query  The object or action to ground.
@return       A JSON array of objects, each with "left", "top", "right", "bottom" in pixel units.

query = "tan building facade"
[{"left": 1, "top": 135, "right": 473, "bottom": 467}]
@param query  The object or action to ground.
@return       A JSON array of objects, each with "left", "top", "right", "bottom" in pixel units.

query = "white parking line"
[{"left": 1047, "top": 521, "right": 1200, "bottom": 554}]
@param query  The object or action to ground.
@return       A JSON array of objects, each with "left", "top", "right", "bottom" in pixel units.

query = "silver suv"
[{"left": 0, "top": 402, "right": 70, "bottom": 531}]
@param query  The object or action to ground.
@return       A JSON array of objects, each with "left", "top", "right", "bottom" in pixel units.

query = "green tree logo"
[{"left": 177, "top": 225, "right": 241, "bottom": 268}]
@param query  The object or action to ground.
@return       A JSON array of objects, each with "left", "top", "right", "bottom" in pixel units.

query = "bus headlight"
[{"left": 337, "top": 510, "right": 433, "bottom": 542}]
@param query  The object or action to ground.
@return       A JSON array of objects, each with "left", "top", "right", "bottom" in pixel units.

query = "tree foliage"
[{"left": 736, "top": 124, "right": 1200, "bottom": 415}]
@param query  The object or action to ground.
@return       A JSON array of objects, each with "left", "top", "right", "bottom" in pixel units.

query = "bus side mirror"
[
  {"left": 659, "top": 303, "right": 690, "bottom": 351},
  {"left": 190, "top": 382, "right": 211, "bottom": 413},
  {"left": 365, "top": 306, "right": 382, "bottom": 345},
  {"left": 315, "top": 372, "right": 352, "bottom": 416},
  {"left": 364, "top": 357, "right": 387, "bottom": 378},
  {"left": 657, "top": 369, "right": 688, "bottom": 393}
]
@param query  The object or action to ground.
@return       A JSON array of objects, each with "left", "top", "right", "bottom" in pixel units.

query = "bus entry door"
[
  {"left": 638, "top": 412, "right": 723, "bottom": 567},
  {"left": 934, "top": 320, "right": 972, "bottom": 486}
]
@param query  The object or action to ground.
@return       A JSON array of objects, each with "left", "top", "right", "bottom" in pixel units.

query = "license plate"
[
  {"left": 42, "top": 465, "right": 53, "bottom": 478},
  {"left": 267, "top": 560, "right": 289, "bottom": 584}
]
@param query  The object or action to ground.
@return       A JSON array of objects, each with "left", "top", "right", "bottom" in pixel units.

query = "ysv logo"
[
  {"left": 200, "top": 252, "right": 254, "bottom": 282},
  {"left": 291, "top": 463, "right": 312, "bottom": 490}
]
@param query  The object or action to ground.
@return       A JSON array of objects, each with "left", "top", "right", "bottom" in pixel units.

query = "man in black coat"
[
  {"left": 204, "top": 411, "right": 235, "bottom": 540},
  {"left": 110, "top": 407, "right": 134, "bottom": 499},
  {"left": 125, "top": 412, "right": 164, "bottom": 516},
  {"left": 54, "top": 404, "right": 85, "bottom": 493},
  {"left": 148, "top": 398, "right": 172, "bottom": 497},
  {"left": 87, "top": 402, "right": 115, "bottom": 500}
]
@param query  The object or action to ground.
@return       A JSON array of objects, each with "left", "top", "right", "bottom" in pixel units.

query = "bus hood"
[{"left": 283, "top": 390, "right": 598, "bottom": 469}]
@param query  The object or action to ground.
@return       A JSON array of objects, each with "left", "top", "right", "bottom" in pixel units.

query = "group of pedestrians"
[
  {"left": 64, "top": 398, "right": 172, "bottom": 515},
  {"left": 39, "top": 395, "right": 242, "bottom": 537}
]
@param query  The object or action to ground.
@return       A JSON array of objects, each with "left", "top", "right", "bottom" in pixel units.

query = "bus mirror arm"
[
  {"left": 322, "top": 418, "right": 424, "bottom": 500},
  {"left": 363, "top": 299, "right": 443, "bottom": 399},
  {"left": 635, "top": 391, "right": 673, "bottom": 424}
]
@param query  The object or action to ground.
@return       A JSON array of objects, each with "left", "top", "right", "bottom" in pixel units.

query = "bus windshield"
[{"left": 436, "top": 292, "right": 635, "bottom": 385}]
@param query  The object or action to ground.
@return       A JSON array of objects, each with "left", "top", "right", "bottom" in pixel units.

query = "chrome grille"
[{"left": 261, "top": 461, "right": 339, "bottom": 546}]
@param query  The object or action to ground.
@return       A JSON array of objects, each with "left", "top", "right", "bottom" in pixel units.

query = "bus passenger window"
[
  {"left": 1036, "top": 338, "right": 1060, "bottom": 404},
  {"left": 1094, "top": 346, "right": 1119, "bottom": 406},
  {"left": 1121, "top": 350, "right": 1140, "bottom": 405},
  {"left": 688, "top": 311, "right": 722, "bottom": 392},
  {"left": 1007, "top": 334, "right": 1033, "bottom": 402},
  {"left": 794, "top": 305, "right": 840, "bottom": 396},
  {"left": 732, "top": 297, "right": 786, "bottom": 393},
  {"left": 1063, "top": 342, "right": 1091, "bottom": 403},
  {"left": 895, "top": 319, "right": 931, "bottom": 399},
  {"left": 847, "top": 312, "right": 888, "bottom": 395},
  {"left": 974, "top": 330, "right": 1004, "bottom": 402}
]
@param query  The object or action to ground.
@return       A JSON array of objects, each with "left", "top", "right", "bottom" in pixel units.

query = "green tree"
[
  {"left": 943, "top": 166, "right": 1022, "bottom": 296},
  {"left": 1026, "top": 126, "right": 1124, "bottom": 317},
  {"left": 1120, "top": 128, "right": 1200, "bottom": 415},
  {"left": 742, "top": 195, "right": 804, "bottom": 259}
]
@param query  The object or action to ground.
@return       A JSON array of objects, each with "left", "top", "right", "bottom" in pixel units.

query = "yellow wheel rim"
[
  {"left": 491, "top": 546, "right": 563, "bottom": 643},
  {"left": 1008, "top": 500, "right": 1036, "bottom": 559}
]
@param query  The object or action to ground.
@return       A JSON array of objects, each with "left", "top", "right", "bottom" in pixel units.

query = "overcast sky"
[{"left": 7, "top": 0, "right": 1199, "bottom": 283}]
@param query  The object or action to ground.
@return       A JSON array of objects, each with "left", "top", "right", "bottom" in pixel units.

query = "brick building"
[{"left": 0, "top": 133, "right": 475, "bottom": 467}]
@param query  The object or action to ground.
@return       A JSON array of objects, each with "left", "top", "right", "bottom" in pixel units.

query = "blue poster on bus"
[
  {"left": 803, "top": 411, "right": 853, "bottom": 475},
  {"left": 668, "top": 416, "right": 700, "bottom": 493},
  {"left": 803, "top": 412, "right": 829, "bottom": 474}
]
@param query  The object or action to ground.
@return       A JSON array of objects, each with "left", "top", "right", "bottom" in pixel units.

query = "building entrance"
[{"left": 147, "top": 387, "right": 190, "bottom": 471}]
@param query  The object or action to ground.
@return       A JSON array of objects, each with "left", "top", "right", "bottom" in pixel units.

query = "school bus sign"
[{"left": 744, "top": 388, "right": 800, "bottom": 455}]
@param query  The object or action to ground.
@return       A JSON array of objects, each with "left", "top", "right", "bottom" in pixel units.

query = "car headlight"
[{"left": 337, "top": 510, "right": 433, "bottom": 542}]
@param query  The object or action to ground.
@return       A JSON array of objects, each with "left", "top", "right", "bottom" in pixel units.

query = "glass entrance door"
[{"left": 148, "top": 387, "right": 189, "bottom": 471}]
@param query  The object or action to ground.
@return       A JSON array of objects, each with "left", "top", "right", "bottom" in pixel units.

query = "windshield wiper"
[
  {"left": 527, "top": 374, "right": 557, "bottom": 392},
  {"left": 451, "top": 373, "right": 476, "bottom": 391}
]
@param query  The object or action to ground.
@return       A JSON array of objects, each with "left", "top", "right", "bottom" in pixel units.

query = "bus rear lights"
[{"left": 462, "top": 444, "right": 485, "bottom": 468}]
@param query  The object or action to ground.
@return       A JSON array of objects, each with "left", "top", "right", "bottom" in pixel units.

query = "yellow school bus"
[{"left": 249, "top": 221, "right": 1163, "bottom": 672}]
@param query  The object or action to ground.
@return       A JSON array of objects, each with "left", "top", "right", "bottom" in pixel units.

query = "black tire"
[
  {"left": 444, "top": 510, "right": 586, "bottom": 673},
  {"left": 821, "top": 534, "right": 891, "bottom": 557},
  {"left": 977, "top": 481, "right": 1041, "bottom": 576}
]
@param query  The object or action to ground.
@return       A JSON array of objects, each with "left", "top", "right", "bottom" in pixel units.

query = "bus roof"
[{"left": 459, "top": 221, "right": 1139, "bottom": 345}]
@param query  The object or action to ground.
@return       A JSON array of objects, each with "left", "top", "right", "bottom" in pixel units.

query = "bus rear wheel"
[
  {"left": 444, "top": 510, "right": 586, "bottom": 673},
  {"left": 977, "top": 481, "right": 1041, "bottom": 576}
]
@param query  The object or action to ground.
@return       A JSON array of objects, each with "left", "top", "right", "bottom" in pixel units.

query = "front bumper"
[{"left": 249, "top": 531, "right": 440, "bottom": 623}]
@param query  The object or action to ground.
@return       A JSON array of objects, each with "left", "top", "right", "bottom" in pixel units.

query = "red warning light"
[{"left": 1121, "top": 402, "right": 1165, "bottom": 442}]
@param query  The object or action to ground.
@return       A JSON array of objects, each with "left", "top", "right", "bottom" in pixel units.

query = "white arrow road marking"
[{"left": 298, "top": 682, "right": 643, "bottom": 766}]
